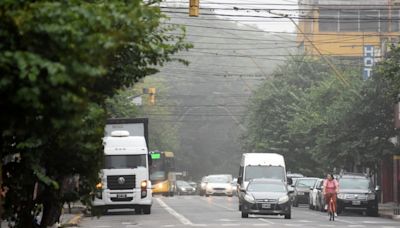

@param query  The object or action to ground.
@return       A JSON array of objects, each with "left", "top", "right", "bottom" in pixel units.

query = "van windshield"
[
  {"left": 104, "top": 155, "right": 147, "bottom": 169},
  {"left": 245, "top": 166, "right": 285, "bottom": 181}
]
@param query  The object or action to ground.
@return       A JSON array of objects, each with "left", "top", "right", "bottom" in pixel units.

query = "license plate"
[
  {"left": 262, "top": 203, "right": 271, "bottom": 209},
  {"left": 117, "top": 194, "right": 127, "bottom": 198},
  {"left": 298, "top": 192, "right": 304, "bottom": 195},
  {"left": 352, "top": 200, "right": 361, "bottom": 205}
]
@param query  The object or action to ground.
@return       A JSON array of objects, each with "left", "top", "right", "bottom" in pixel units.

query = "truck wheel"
[
  {"left": 169, "top": 191, "right": 174, "bottom": 197},
  {"left": 241, "top": 211, "right": 248, "bottom": 218},
  {"left": 292, "top": 199, "right": 298, "bottom": 207},
  {"left": 143, "top": 206, "right": 151, "bottom": 215},
  {"left": 134, "top": 206, "right": 142, "bottom": 214},
  {"left": 367, "top": 208, "right": 378, "bottom": 217},
  {"left": 284, "top": 212, "right": 291, "bottom": 219},
  {"left": 91, "top": 206, "right": 105, "bottom": 216}
]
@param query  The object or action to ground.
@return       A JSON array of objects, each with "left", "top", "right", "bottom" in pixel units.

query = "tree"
[{"left": 0, "top": 1, "right": 190, "bottom": 227}]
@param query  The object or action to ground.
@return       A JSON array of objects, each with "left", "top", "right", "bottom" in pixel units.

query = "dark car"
[
  {"left": 337, "top": 173, "right": 380, "bottom": 216},
  {"left": 292, "top": 177, "right": 318, "bottom": 207},
  {"left": 175, "top": 180, "right": 196, "bottom": 195},
  {"left": 239, "top": 179, "right": 293, "bottom": 219}
]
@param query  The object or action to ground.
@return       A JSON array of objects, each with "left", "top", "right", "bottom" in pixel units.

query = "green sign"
[{"left": 151, "top": 153, "right": 161, "bottom": 160}]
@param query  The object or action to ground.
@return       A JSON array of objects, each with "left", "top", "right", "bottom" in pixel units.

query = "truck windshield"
[
  {"left": 104, "top": 155, "right": 147, "bottom": 169},
  {"left": 245, "top": 166, "right": 285, "bottom": 181}
]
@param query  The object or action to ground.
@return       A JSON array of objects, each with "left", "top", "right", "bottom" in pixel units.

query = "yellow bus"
[{"left": 150, "top": 151, "right": 175, "bottom": 196}]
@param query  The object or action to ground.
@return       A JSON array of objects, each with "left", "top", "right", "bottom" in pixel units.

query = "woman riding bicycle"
[{"left": 323, "top": 173, "right": 339, "bottom": 216}]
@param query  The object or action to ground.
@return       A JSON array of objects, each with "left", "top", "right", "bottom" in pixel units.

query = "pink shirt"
[{"left": 323, "top": 179, "right": 339, "bottom": 194}]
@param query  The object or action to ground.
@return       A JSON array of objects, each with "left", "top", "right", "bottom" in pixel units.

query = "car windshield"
[
  {"left": 207, "top": 175, "right": 231, "bottom": 183},
  {"left": 245, "top": 166, "right": 285, "bottom": 181},
  {"left": 339, "top": 178, "right": 370, "bottom": 190},
  {"left": 296, "top": 179, "right": 317, "bottom": 188},
  {"left": 104, "top": 155, "right": 146, "bottom": 169},
  {"left": 247, "top": 182, "right": 287, "bottom": 193},
  {"left": 177, "top": 181, "right": 191, "bottom": 187}
]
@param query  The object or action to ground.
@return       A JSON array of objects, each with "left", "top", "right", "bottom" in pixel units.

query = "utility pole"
[{"left": 189, "top": 0, "right": 199, "bottom": 17}]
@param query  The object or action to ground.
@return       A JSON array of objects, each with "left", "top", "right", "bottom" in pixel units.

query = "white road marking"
[
  {"left": 253, "top": 224, "right": 270, "bottom": 226},
  {"left": 218, "top": 218, "right": 237, "bottom": 222},
  {"left": 347, "top": 225, "right": 366, "bottom": 228},
  {"left": 221, "top": 224, "right": 240, "bottom": 226},
  {"left": 299, "top": 220, "right": 312, "bottom": 223},
  {"left": 335, "top": 218, "right": 356, "bottom": 224},
  {"left": 156, "top": 198, "right": 193, "bottom": 226},
  {"left": 162, "top": 225, "right": 175, "bottom": 227},
  {"left": 122, "top": 222, "right": 132, "bottom": 225},
  {"left": 95, "top": 226, "right": 112, "bottom": 228},
  {"left": 257, "top": 218, "right": 274, "bottom": 224},
  {"left": 191, "top": 225, "right": 207, "bottom": 227},
  {"left": 318, "top": 225, "right": 335, "bottom": 227}
]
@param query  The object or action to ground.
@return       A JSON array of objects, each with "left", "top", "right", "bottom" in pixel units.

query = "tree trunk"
[{"left": 39, "top": 187, "right": 62, "bottom": 228}]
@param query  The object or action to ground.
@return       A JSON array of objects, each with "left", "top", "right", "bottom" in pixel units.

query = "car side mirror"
[
  {"left": 287, "top": 178, "right": 293, "bottom": 186},
  {"left": 375, "top": 186, "right": 381, "bottom": 191},
  {"left": 310, "top": 187, "right": 313, "bottom": 190},
  {"left": 316, "top": 187, "right": 322, "bottom": 190}
]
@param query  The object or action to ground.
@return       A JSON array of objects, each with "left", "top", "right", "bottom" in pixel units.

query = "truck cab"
[{"left": 92, "top": 119, "right": 152, "bottom": 215}]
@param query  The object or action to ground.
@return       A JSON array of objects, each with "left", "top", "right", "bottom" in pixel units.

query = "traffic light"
[
  {"left": 148, "top": 87, "right": 156, "bottom": 105},
  {"left": 189, "top": 0, "right": 199, "bottom": 17}
]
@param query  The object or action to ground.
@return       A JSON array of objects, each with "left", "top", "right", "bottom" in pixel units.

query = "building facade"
[{"left": 297, "top": 0, "right": 400, "bottom": 203}]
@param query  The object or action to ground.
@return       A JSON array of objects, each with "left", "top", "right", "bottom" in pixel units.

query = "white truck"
[
  {"left": 237, "top": 153, "right": 287, "bottom": 210},
  {"left": 92, "top": 118, "right": 152, "bottom": 215}
]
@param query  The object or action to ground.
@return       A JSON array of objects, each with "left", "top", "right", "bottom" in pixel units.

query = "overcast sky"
[{"left": 163, "top": 0, "right": 298, "bottom": 33}]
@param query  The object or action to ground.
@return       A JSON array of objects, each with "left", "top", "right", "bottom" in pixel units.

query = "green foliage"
[
  {"left": 0, "top": 0, "right": 190, "bottom": 227},
  {"left": 244, "top": 54, "right": 397, "bottom": 176}
]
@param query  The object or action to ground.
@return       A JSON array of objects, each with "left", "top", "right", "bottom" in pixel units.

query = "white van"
[
  {"left": 92, "top": 130, "right": 152, "bottom": 214},
  {"left": 237, "top": 153, "right": 287, "bottom": 211}
]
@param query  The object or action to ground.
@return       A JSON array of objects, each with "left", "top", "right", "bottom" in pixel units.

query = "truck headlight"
[
  {"left": 337, "top": 193, "right": 345, "bottom": 199},
  {"left": 244, "top": 194, "right": 255, "bottom": 203},
  {"left": 278, "top": 195, "right": 289, "bottom": 204}
]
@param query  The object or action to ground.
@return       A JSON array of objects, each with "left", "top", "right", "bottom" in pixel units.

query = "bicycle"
[{"left": 327, "top": 196, "right": 336, "bottom": 221}]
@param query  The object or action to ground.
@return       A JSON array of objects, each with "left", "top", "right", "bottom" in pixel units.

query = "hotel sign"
[{"left": 363, "top": 45, "right": 375, "bottom": 80}]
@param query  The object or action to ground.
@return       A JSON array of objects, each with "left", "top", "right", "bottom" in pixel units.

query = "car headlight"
[
  {"left": 201, "top": 183, "right": 206, "bottom": 188},
  {"left": 278, "top": 195, "right": 289, "bottom": 204},
  {"left": 226, "top": 185, "right": 232, "bottom": 191},
  {"left": 244, "top": 194, "right": 255, "bottom": 203},
  {"left": 337, "top": 193, "right": 345, "bottom": 199},
  {"left": 367, "top": 193, "right": 375, "bottom": 200},
  {"left": 206, "top": 185, "right": 212, "bottom": 191}
]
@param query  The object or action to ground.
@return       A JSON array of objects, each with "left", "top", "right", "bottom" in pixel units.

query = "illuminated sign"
[{"left": 151, "top": 153, "right": 161, "bottom": 160}]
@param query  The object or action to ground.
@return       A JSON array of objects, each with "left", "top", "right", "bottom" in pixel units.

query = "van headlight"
[
  {"left": 278, "top": 195, "right": 289, "bottom": 204},
  {"left": 244, "top": 194, "right": 255, "bottom": 203},
  {"left": 367, "top": 193, "right": 376, "bottom": 200}
]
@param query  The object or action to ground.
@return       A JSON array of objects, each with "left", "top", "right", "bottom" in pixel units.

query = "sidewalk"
[
  {"left": 60, "top": 202, "right": 86, "bottom": 227},
  {"left": 379, "top": 202, "right": 400, "bottom": 221}
]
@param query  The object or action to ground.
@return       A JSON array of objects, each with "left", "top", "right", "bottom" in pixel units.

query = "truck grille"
[{"left": 107, "top": 175, "right": 135, "bottom": 190}]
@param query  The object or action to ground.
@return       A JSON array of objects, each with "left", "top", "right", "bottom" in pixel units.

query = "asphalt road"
[{"left": 79, "top": 195, "right": 399, "bottom": 228}]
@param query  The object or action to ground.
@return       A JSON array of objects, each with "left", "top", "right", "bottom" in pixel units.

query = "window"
[
  {"left": 244, "top": 166, "right": 285, "bottom": 181},
  {"left": 104, "top": 154, "right": 147, "bottom": 169},
  {"left": 319, "top": 9, "right": 339, "bottom": 32},
  {"left": 392, "top": 10, "right": 400, "bottom": 32},
  {"left": 360, "top": 10, "right": 379, "bottom": 32},
  {"left": 340, "top": 10, "right": 359, "bottom": 32}
]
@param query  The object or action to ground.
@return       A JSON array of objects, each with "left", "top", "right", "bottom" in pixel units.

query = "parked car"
[
  {"left": 292, "top": 177, "right": 318, "bottom": 207},
  {"left": 337, "top": 173, "right": 380, "bottom": 216},
  {"left": 309, "top": 178, "right": 324, "bottom": 210},
  {"left": 287, "top": 173, "right": 304, "bottom": 186},
  {"left": 199, "top": 176, "right": 208, "bottom": 196},
  {"left": 205, "top": 174, "right": 233, "bottom": 197},
  {"left": 175, "top": 180, "right": 196, "bottom": 195},
  {"left": 187, "top": 181, "right": 198, "bottom": 193},
  {"left": 239, "top": 178, "right": 292, "bottom": 219}
]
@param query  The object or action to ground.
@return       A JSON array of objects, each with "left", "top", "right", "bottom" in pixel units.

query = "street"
[{"left": 80, "top": 196, "right": 399, "bottom": 228}]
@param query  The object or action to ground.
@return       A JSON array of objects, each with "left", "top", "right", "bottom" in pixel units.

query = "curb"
[
  {"left": 379, "top": 212, "right": 400, "bottom": 221},
  {"left": 61, "top": 213, "right": 84, "bottom": 227}
]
